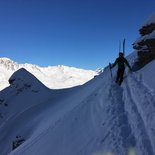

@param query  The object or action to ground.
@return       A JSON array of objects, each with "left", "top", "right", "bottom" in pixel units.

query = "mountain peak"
[
  {"left": 0, "top": 57, "right": 19, "bottom": 70},
  {"left": 9, "top": 68, "right": 47, "bottom": 92},
  {"left": 0, "top": 57, "right": 12, "bottom": 61}
]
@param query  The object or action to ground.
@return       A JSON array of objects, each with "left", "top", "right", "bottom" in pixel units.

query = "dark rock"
[{"left": 133, "top": 15, "right": 155, "bottom": 69}]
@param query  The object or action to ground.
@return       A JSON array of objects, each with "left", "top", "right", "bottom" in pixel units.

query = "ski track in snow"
[
  {"left": 123, "top": 72, "right": 155, "bottom": 155},
  {"left": 104, "top": 82, "right": 135, "bottom": 154}
]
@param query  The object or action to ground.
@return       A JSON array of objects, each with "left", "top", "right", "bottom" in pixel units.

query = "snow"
[
  {"left": 0, "top": 58, "right": 97, "bottom": 90},
  {"left": 9, "top": 68, "right": 47, "bottom": 91},
  {"left": 0, "top": 52, "right": 155, "bottom": 155},
  {"left": 133, "top": 30, "right": 155, "bottom": 47},
  {"left": 133, "top": 13, "right": 155, "bottom": 50},
  {"left": 123, "top": 61, "right": 155, "bottom": 154},
  {"left": 134, "top": 60, "right": 155, "bottom": 91},
  {"left": 143, "top": 13, "right": 155, "bottom": 26}
]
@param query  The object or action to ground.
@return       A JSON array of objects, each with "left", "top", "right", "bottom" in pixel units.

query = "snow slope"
[
  {"left": 143, "top": 13, "right": 155, "bottom": 26},
  {"left": 0, "top": 58, "right": 96, "bottom": 90},
  {"left": 1, "top": 53, "right": 155, "bottom": 155}
]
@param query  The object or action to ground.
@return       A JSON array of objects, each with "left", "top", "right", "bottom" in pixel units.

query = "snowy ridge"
[
  {"left": 0, "top": 58, "right": 97, "bottom": 90},
  {"left": 0, "top": 53, "right": 155, "bottom": 155},
  {"left": 134, "top": 30, "right": 155, "bottom": 47},
  {"left": 9, "top": 68, "right": 47, "bottom": 91},
  {"left": 143, "top": 13, "right": 155, "bottom": 26}
]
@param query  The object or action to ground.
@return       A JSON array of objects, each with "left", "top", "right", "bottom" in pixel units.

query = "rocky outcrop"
[
  {"left": 133, "top": 14, "right": 155, "bottom": 69},
  {"left": 139, "top": 23, "right": 155, "bottom": 36}
]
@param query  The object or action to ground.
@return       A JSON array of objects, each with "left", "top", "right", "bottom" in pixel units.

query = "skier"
[{"left": 110, "top": 52, "right": 132, "bottom": 85}]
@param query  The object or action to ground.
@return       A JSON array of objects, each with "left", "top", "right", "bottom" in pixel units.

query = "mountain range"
[{"left": 0, "top": 58, "right": 97, "bottom": 90}]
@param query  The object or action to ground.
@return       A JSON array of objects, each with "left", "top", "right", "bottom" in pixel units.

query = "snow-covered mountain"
[
  {"left": 0, "top": 51, "right": 155, "bottom": 155},
  {"left": 0, "top": 58, "right": 97, "bottom": 90},
  {"left": 1, "top": 13, "right": 155, "bottom": 155}
]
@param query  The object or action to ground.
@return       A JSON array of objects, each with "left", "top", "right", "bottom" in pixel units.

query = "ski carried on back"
[
  {"left": 109, "top": 63, "right": 112, "bottom": 79},
  {"left": 123, "top": 39, "right": 125, "bottom": 56}
]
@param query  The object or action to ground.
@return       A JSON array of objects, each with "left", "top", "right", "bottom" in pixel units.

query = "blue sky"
[{"left": 0, "top": 0, "right": 155, "bottom": 70}]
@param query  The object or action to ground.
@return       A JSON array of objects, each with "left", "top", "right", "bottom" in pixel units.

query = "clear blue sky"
[{"left": 0, "top": 0, "right": 155, "bottom": 70}]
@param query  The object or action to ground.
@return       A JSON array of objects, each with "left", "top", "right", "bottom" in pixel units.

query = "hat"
[{"left": 119, "top": 52, "right": 124, "bottom": 56}]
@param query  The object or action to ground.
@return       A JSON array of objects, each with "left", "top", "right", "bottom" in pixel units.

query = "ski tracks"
[
  {"left": 90, "top": 71, "right": 155, "bottom": 155},
  {"left": 90, "top": 80, "right": 136, "bottom": 155},
  {"left": 107, "top": 83, "right": 136, "bottom": 154},
  {"left": 123, "top": 73, "right": 155, "bottom": 155}
]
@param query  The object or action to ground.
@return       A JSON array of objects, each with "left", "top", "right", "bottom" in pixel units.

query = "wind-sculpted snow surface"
[
  {"left": 1, "top": 58, "right": 155, "bottom": 155},
  {"left": 123, "top": 61, "right": 155, "bottom": 155}
]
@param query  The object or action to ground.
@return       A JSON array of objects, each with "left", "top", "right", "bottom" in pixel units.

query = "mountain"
[
  {"left": 1, "top": 13, "right": 155, "bottom": 155},
  {"left": 0, "top": 58, "right": 97, "bottom": 90},
  {"left": 0, "top": 51, "right": 155, "bottom": 155}
]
